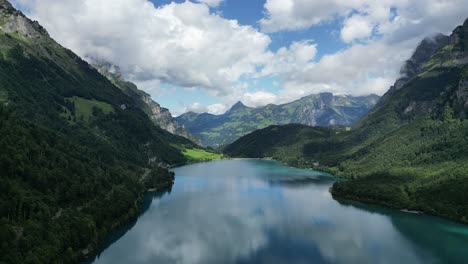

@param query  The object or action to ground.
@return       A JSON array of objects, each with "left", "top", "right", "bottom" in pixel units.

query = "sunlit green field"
[{"left": 183, "top": 149, "right": 223, "bottom": 161}]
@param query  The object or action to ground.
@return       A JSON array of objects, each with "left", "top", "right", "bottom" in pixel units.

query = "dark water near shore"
[{"left": 90, "top": 159, "right": 468, "bottom": 264}]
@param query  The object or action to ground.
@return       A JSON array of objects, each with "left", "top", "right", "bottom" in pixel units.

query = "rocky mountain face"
[
  {"left": 225, "top": 18, "right": 468, "bottom": 224},
  {"left": 377, "top": 19, "right": 468, "bottom": 118},
  {"left": 449, "top": 18, "right": 468, "bottom": 117},
  {"left": 0, "top": 0, "right": 46, "bottom": 38},
  {"left": 287, "top": 93, "right": 379, "bottom": 126},
  {"left": 94, "top": 63, "right": 199, "bottom": 143},
  {"left": 390, "top": 34, "right": 450, "bottom": 92},
  {"left": 351, "top": 17, "right": 468, "bottom": 150},
  {"left": 177, "top": 93, "right": 379, "bottom": 146}
]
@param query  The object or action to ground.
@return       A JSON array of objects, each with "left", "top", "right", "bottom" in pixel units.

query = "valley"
[{"left": 0, "top": 0, "right": 467, "bottom": 263}]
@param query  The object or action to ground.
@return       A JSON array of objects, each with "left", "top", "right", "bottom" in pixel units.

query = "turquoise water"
[{"left": 89, "top": 159, "right": 468, "bottom": 264}]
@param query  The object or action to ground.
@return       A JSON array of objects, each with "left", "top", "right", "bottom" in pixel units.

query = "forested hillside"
[
  {"left": 0, "top": 1, "right": 195, "bottom": 263},
  {"left": 225, "top": 18, "right": 468, "bottom": 224}
]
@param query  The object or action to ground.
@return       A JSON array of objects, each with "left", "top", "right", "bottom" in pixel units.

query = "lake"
[{"left": 89, "top": 159, "right": 468, "bottom": 264}]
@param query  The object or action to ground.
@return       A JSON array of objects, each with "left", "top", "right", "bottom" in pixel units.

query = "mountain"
[
  {"left": 0, "top": 1, "right": 196, "bottom": 263},
  {"left": 224, "top": 18, "right": 468, "bottom": 224},
  {"left": 391, "top": 34, "right": 449, "bottom": 90},
  {"left": 177, "top": 93, "right": 380, "bottom": 146},
  {"left": 94, "top": 63, "right": 199, "bottom": 143}
]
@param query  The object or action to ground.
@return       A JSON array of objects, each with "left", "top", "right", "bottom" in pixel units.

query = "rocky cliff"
[{"left": 94, "top": 63, "right": 199, "bottom": 143}]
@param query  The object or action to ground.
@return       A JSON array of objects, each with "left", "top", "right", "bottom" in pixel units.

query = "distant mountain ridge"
[
  {"left": 94, "top": 63, "right": 199, "bottom": 143},
  {"left": 177, "top": 93, "right": 380, "bottom": 146}
]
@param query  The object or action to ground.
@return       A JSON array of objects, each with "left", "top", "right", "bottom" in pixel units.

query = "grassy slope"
[
  {"left": 68, "top": 96, "right": 114, "bottom": 122},
  {"left": 183, "top": 148, "right": 223, "bottom": 162}
]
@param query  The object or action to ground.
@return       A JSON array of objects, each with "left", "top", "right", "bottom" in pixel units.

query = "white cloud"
[
  {"left": 185, "top": 102, "right": 228, "bottom": 115},
  {"left": 259, "top": 40, "right": 317, "bottom": 77},
  {"left": 242, "top": 91, "right": 278, "bottom": 107},
  {"left": 261, "top": 0, "right": 468, "bottom": 40},
  {"left": 258, "top": 0, "right": 468, "bottom": 103},
  {"left": 260, "top": 0, "right": 365, "bottom": 33},
  {"left": 256, "top": 37, "right": 405, "bottom": 103},
  {"left": 14, "top": 0, "right": 271, "bottom": 96},
  {"left": 340, "top": 15, "right": 374, "bottom": 43},
  {"left": 206, "top": 103, "right": 228, "bottom": 114},
  {"left": 181, "top": 91, "right": 278, "bottom": 115},
  {"left": 195, "top": 0, "right": 224, "bottom": 7},
  {"left": 275, "top": 41, "right": 409, "bottom": 102}
]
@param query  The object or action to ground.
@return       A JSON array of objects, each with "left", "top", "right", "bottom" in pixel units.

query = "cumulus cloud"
[
  {"left": 261, "top": 0, "right": 468, "bottom": 43},
  {"left": 181, "top": 91, "right": 278, "bottom": 115},
  {"left": 258, "top": 0, "right": 468, "bottom": 103},
  {"left": 258, "top": 37, "right": 403, "bottom": 102},
  {"left": 14, "top": 0, "right": 271, "bottom": 96},
  {"left": 340, "top": 15, "right": 374, "bottom": 43},
  {"left": 185, "top": 102, "right": 228, "bottom": 115},
  {"left": 275, "top": 41, "right": 408, "bottom": 102},
  {"left": 260, "top": 0, "right": 365, "bottom": 33},
  {"left": 11, "top": 0, "right": 468, "bottom": 114},
  {"left": 259, "top": 40, "right": 317, "bottom": 77},
  {"left": 195, "top": 0, "right": 224, "bottom": 7},
  {"left": 242, "top": 91, "right": 278, "bottom": 107}
]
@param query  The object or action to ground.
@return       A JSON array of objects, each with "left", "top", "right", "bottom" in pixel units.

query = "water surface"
[{"left": 90, "top": 159, "right": 468, "bottom": 264}]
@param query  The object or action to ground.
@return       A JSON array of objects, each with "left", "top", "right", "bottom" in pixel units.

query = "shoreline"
[
  {"left": 80, "top": 172, "right": 175, "bottom": 264},
  {"left": 232, "top": 156, "right": 468, "bottom": 226},
  {"left": 330, "top": 186, "right": 468, "bottom": 226},
  {"left": 401, "top": 209, "right": 423, "bottom": 214}
]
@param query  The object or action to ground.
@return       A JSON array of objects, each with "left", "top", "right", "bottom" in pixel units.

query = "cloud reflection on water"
[{"left": 92, "top": 160, "right": 437, "bottom": 264}]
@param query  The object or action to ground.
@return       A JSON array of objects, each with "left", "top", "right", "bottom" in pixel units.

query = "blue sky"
[{"left": 13, "top": 0, "right": 468, "bottom": 115}]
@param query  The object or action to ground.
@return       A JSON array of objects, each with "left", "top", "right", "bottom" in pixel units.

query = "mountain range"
[
  {"left": 224, "top": 17, "right": 468, "bottom": 224},
  {"left": 177, "top": 93, "right": 380, "bottom": 146}
]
